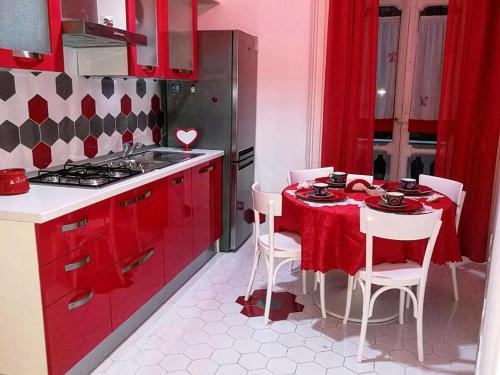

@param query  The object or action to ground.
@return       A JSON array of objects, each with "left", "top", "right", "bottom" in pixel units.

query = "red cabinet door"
[
  {"left": 39, "top": 237, "right": 114, "bottom": 307},
  {"left": 0, "top": 0, "right": 64, "bottom": 72},
  {"left": 109, "top": 179, "right": 167, "bottom": 260},
  {"left": 36, "top": 200, "right": 109, "bottom": 266},
  {"left": 44, "top": 270, "right": 112, "bottom": 375},
  {"left": 164, "top": 170, "right": 193, "bottom": 283},
  {"left": 191, "top": 157, "right": 222, "bottom": 257},
  {"left": 110, "top": 236, "right": 165, "bottom": 328}
]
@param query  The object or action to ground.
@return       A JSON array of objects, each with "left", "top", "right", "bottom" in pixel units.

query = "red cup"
[{"left": 0, "top": 168, "right": 30, "bottom": 195}]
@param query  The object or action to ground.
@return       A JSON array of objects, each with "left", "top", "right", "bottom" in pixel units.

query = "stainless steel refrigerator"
[{"left": 163, "top": 30, "right": 258, "bottom": 252}]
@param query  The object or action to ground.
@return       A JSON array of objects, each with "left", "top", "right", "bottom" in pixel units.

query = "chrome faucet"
[{"left": 122, "top": 141, "right": 143, "bottom": 159}]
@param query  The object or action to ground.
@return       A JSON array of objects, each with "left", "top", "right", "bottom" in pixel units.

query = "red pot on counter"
[{"left": 0, "top": 168, "right": 30, "bottom": 195}]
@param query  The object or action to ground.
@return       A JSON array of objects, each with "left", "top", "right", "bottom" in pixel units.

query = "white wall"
[{"left": 198, "top": 0, "right": 313, "bottom": 191}]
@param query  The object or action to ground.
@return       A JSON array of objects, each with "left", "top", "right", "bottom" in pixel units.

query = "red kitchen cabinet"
[
  {"left": 110, "top": 236, "right": 165, "bottom": 328},
  {"left": 36, "top": 200, "right": 109, "bottom": 266},
  {"left": 0, "top": 0, "right": 64, "bottom": 72},
  {"left": 39, "top": 236, "right": 114, "bottom": 307},
  {"left": 109, "top": 179, "right": 167, "bottom": 260},
  {"left": 191, "top": 157, "right": 222, "bottom": 257},
  {"left": 44, "top": 270, "right": 113, "bottom": 375},
  {"left": 164, "top": 170, "right": 193, "bottom": 283}
]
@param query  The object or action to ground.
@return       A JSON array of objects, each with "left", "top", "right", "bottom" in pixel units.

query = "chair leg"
[
  {"left": 450, "top": 263, "right": 459, "bottom": 301},
  {"left": 357, "top": 282, "right": 371, "bottom": 362},
  {"left": 263, "top": 260, "right": 274, "bottom": 325},
  {"left": 399, "top": 290, "right": 405, "bottom": 325},
  {"left": 319, "top": 272, "right": 327, "bottom": 319},
  {"left": 405, "top": 286, "right": 412, "bottom": 309},
  {"left": 416, "top": 284, "right": 425, "bottom": 362},
  {"left": 343, "top": 276, "right": 354, "bottom": 325},
  {"left": 244, "top": 250, "right": 261, "bottom": 301},
  {"left": 290, "top": 260, "right": 295, "bottom": 271},
  {"left": 313, "top": 271, "right": 319, "bottom": 291},
  {"left": 302, "top": 270, "right": 307, "bottom": 295}
]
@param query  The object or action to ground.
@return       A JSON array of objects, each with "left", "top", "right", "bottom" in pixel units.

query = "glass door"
[{"left": 373, "top": 0, "right": 448, "bottom": 181}]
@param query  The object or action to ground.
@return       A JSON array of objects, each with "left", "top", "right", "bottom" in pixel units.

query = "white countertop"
[{"left": 0, "top": 148, "right": 224, "bottom": 224}]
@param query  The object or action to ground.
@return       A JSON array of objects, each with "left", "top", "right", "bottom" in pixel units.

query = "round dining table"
[{"left": 275, "top": 181, "right": 461, "bottom": 322}]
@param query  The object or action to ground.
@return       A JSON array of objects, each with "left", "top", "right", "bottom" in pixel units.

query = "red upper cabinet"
[{"left": 0, "top": 0, "right": 64, "bottom": 72}]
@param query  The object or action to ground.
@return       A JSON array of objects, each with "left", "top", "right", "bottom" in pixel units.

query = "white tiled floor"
[{"left": 92, "top": 237, "right": 486, "bottom": 375}]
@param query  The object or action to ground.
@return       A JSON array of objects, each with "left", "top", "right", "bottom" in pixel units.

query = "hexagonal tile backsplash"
[{"left": 0, "top": 70, "right": 164, "bottom": 171}]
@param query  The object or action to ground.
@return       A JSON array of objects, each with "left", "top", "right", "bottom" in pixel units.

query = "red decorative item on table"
[
  {"left": 295, "top": 188, "right": 347, "bottom": 203},
  {"left": 174, "top": 128, "right": 199, "bottom": 151},
  {"left": 365, "top": 196, "right": 423, "bottom": 213},
  {"left": 0, "top": 168, "right": 30, "bottom": 195}
]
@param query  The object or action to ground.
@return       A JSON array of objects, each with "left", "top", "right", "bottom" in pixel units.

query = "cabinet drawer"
[
  {"left": 110, "top": 236, "right": 165, "bottom": 328},
  {"left": 109, "top": 180, "right": 167, "bottom": 259},
  {"left": 44, "top": 271, "right": 112, "bottom": 375},
  {"left": 36, "top": 200, "right": 109, "bottom": 266},
  {"left": 39, "top": 237, "right": 114, "bottom": 307}
]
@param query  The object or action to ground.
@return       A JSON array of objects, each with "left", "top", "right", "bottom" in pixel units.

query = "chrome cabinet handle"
[
  {"left": 12, "top": 50, "right": 43, "bottom": 60},
  {"left": 120, "top": 190, "right": 152, "bottom": 207},
  {"left": 61, "top": 218, "right": 88, "bottom": 232},
  {"left": 65, "top": 255, "right": 91, "bottom": 272},
  {"left": 199, "top": 165, "right": 215, "bottom": 174},
  {"left": 121, "top": 249, "right": 155, "bottom": 274},
  {"left": 68, "top": 290, "right": 94, "bottom": 310},
  {"left": 171, "top": 177, "right": 184, "bottom": 185}
]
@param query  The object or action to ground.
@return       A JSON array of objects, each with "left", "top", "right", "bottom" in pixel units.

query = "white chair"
[
  {"left": 346, "top": 174, "right": 374, "bottom": 185},
  {"left": 287, "top": 166, "right": 334, "bottom": 185},
  {"left": 419, "top": 174, "right": 466, "bottom": 301},
  {"left": 244, "top": 182, "right": 307, "bottom": 325},
  {"left": 344, "top": 207, "right": 443, "bottom": 362}
]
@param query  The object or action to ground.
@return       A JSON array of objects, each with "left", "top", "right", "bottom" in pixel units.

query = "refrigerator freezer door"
[{"left": 230, "top": 158, "right": 255, "bottom": 250}]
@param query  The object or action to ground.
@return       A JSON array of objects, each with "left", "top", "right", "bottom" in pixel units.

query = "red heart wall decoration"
[{"left": 175, "top": 128, "right": 199, "bottom": 151}]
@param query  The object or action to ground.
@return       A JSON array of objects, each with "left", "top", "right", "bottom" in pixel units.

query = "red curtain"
[
  {"left": 435, "top": 0, "right": 500, "bottom": 262},
  {"left": 321, "top": 0, "right": 379, "bottom": 174}
]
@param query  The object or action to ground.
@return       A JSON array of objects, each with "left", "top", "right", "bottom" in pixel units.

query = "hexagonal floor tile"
[{"left": 239, "top": 352, "right": 269, "bottom": 370}]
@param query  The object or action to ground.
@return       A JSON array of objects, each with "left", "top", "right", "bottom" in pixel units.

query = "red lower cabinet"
[
  {"left": 44, "top": 271, "right": 113, "bottom": 375},
  {"left": 110, "top": 236, "right": 165, "bottom": 328},
  {"left": 191, "top": 157, "right": 223, "bottom": 257},
  {"left": 164, "top": 170, "right": 193, "bottom": 283}
]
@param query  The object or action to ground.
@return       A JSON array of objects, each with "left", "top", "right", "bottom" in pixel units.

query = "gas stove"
[{"left": 29, "top": 163, "right": 142, "bottom": 189}]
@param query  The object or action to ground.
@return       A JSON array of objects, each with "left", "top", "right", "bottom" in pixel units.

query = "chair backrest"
[
  {"left": 288, "top": 166, "right": 334, "bottom": 185},
  {"left": 252, "top": 182, "right": 282, "bottom": 252},
  {"left": 359, "top": 207, "right": 443, "bottom": 284},
  {"left": 418, "top": 174, "right": 466, "bottom": 230},
  {"left": 346, "top": 174, "right": 374, "bottom": 185}
]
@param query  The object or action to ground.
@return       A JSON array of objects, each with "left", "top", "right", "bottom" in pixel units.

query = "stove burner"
[
  {"left": 80, "top": 177, "right": 110, "bottom": 186},
  {"left": 41, "top": 175, "right": 60, "bottom": 183},
  {"left": 108, "top": 170, "right": 130, "bottom": 178}
]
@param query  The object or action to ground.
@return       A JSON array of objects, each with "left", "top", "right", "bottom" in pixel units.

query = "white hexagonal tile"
[
  {"left": 219, "top": 303, "right": 244, "bottom": 314},
  {"left": 133, "top": 349, "right": 165, "bottom": 366},
  {"left": 374, "top": 361, "right": 405, "bottom": 375},
  {"left": 315, "top": 351, "right": 344, "bottom": 368},
  {"left": 207, "top": 334, "right": 235, "bottom": 349},
  {"left": 239, "top": 352, "right": 269, "bottom": 370},
  {"left": 177, "top": 306, "right": 203, "bottom": 319},
  {"left": 296, "top": 362, "right": 327, "bottom": 375},
  {"left": 331, "top": 341, "right": 359, "bottom": 357},
  {"left": 159, "top": 354, "right": 191, "bottom": 372},
  {"left": 134, "top": 365, "right": 168, "bottom": 375},
  {"left": 248, "top": 369, "right": 273, "bottom": 375},
  {"left": 258, "top": 342, "right": 287, "bottom": 358},
  {"left": 158, "top": 325, "right": 184, "bottom": 341},
  {"left": 304, "top": 336, "right": 333, "bottom": 352},
  {"left": 201, "top": 310, "right": 226, "bottom": 322},
  {"left": 223, "top": 313, "right": 249, "bottom": 326},
  {"left": 246, "top": 316, "right": 268, "bottom": 330},
  {"left": 278, "top": 332, "right": 306, "bottom": 348},
  {"left": 134, "top": 335, "right": 165, "bottom": 350},
  {"left": 184, "top": 343, "right": 214, "bottom": 360},
  {"left": 203, "top": 321, "right": 230, "bottom": 335},
  {"left": 209, "top": 275, "right": 229, "bottom": 285},
  {"left": 216, "top": 364, "right": 247, "bottom": 375},
  {"left": 296, "top": 324, "right": 321, "bottom": 338},
  {"left": 106, "top": 360, "right": 139, "bottom": 375},
  {"left": 233, "top": 338, "right": 262, "bottom": 354},
  {"left": 271, "top": 320, "right": 297, "bottom": 334},
  {"left": 176, "top": 296, "right": 200, "bottom": 308},
  {"left": 181, "top": 317, "right": 206, "bottom": 331},
  {"left": 266, "top": 357, "right": 297, "bottom": 375},
  {"left": 211, "top": 348, "right": 241, "bottom": 365},
  {"left": 198, "top": 299, "right": 221, "bottom": 311},
  {"left": 110, "top": 344, "right": 139, "bottom": 361},
  {"left": 229, "top": 325, "right": 255, "bottom": 339},
  {"left": 182, "top": 330, "right": 210, "bottom": 344},
  {"left": 217, "top": 292, "right": 238, "bottom": 303},
  {"left": 188, "top": 359, "right": 219, "bottom": 375},
  {"left": 344, "top": 355, "right": 375, "bottom": 373},
  {"left": 326, "top": 368, "right": 356, "bottom": 375},
  {"left": 286, "top": 346, "right": 316, "bottom": 363},
  {"left": 159, "top": 339, "right": 188, "bottom": 355},
  {"left": 253, "top": 329, "right": 280, "bottom": 343}
]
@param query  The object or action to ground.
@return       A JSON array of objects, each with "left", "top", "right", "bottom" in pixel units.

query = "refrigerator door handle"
[{"left": 237, "top": 158, "right": 254, "bottom": 171}]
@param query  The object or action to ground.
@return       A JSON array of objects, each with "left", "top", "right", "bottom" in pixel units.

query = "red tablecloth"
[{"left": 275, "top": 182, "right": 461, "bottom": 275}]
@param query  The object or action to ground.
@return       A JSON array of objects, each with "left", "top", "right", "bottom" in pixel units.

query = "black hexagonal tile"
[
  {"left": 40, "top": 118, "right": 59, "bottom": 146},
  {"left": 59, "top": 117, "right": 75, "bottom": 143},
  {"left": 90, "top": 115, "right": 103, "bottom": 138},
  {"left": 0, "top": 72, "right": 15, "bottom": 101},
  {"left": 136, "top": 79, "right": 146, "bottom": 98},
  {"left": 157, "top": 111, "right": 165, "bottom": 128},
  {"left": 0, "top": 121, "right": 20, "bottom": 152},
  {"left": 116, "top": 113, "right": 127, "bottom": 134},
  {"left": 101, "top": 77, "right": 114, "bottom": 99},
  {"left": 75, "top": 116, "right": 90, "bottom": 141},
  {"left": 138, "top": 111, "right": 147, "bottom": 131},
  {"left": 103, "top": 114, "right": 115, "bottom": 136},
  {"left": 127, "top": 113, "right": 138, "bottom": 132},
  {"left": 55, "top": 73, "right": 73, "bottom": 100},
  {"left": 147, "top": 110, "right": 156, "bottom": 129},
  {"left": 20, "top": 119, "right": 40, "bottom": 149}
]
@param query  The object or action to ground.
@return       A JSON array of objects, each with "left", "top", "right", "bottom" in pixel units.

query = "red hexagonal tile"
[
  {"left": 81, "top": 95, "right": 96, "bottom": 119},
  {"left": 28, "top": 95, "right": 49, "bottom": 124},
  {"left": 121, "top": 94, "right": 132, "bottom": 116},
  {"left": 152, "top": 126, "right": 161, "bottom": 144},
  {"left": 83, "top": 135, "right": 98, "bottom": 158},
  {"left": 122, "top": 130, "right": 133, "bottom": 144},
  {"left": 236, "top": 289, "right": 304, "bottom": 322},
  {"left": 151, "top": 94, "right": 160, "bottom": 114},
  {"left": 32, "top": 142, "right": 52, "bottom": 169}
]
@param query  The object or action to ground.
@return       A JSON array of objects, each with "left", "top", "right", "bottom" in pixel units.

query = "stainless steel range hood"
[{"left": 61, "top": 0, "right": 147, "bottom": 48}]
